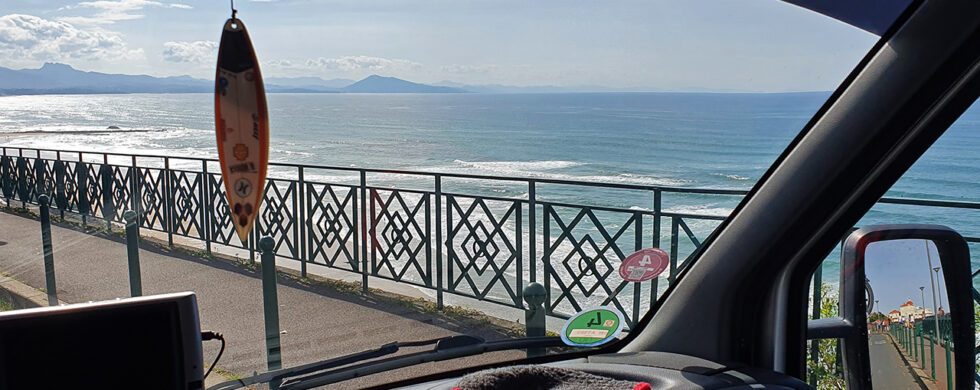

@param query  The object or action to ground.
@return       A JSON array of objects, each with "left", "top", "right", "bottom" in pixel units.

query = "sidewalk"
[
  {"left": 890, "top": 330, "right": 956, "bottom": 390},
  {"left": 0, "top": 208, "right": 523, "bottom": 388}
]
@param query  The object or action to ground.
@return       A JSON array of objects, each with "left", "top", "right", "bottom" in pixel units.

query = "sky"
[
  {"left": 866, "top": 239, "right": 952, "bottom": 317},
  {"left": 0, "top": 0, "right": 879, "bottom": 91}
]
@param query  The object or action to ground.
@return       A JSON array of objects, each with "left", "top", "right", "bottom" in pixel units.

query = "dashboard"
[{"left": 401, "top": 352, "right": 812, "bottom": 389}]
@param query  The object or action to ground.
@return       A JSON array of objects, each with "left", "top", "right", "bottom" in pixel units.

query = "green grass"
[{"left": 0, "top": 299, "right": 14, "bottom": 311}]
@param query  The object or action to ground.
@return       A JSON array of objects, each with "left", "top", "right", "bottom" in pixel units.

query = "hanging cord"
[
  {"left": 202, "top": 331, "right": 226, "bottom": 381},
  {"left": 230, "top": 0, "right": 237, "bottom": 19}
]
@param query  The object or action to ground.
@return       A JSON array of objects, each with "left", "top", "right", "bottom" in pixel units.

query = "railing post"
[
  {"left": 164, "top": 157, "right": 174, "bottom": 247},
  {"left": 920, "top": 328, "right": 925, "bottom": 366},
  {"left": 632, "top": 211, "right": 642, "bottom": 325},
  {"left": 201, "top": 160, "right": 211, "bottom": 255},
  {"left": 130, "top": 156, "right": 139, "bottom": 217},
  {"left": 528, "top": 180, "right": 536, "bottom": 283},
  {"left": 259, "top": 236, "right": 283, "bottom": 379},
  {"left": 101, "top": 155, "right": 112, "bottom": 231},
  {"left": 653, "top": 189, "right": 662, "bottom": 249},
  {"left": 360, "top": 170, "right": 368, "bottom": 293},
  {"left": 915, "top": 327, "right": 919, "bottom": 360},
  {"left": 38, "top": 194, "right": 57, "bottom": 306},
  {"left": 77, "top": 158, "right": 89, "bottom": 229},
  {"left": 945, "top": 334, "right": 952, "bottom": 390},
  {"left": 34, "top": 157, "right": 46, "bottom": 203},
  {"left": 669, "top": 217, "right": 679, "bottom": 285},
  {"left": 434, "top": 175, "right": 443, "bottom": 309},
  {"left": 298, "top": 166, "right": 307, "bottom": 278},
  {"left": 17, "top": 156, "right": 27, "bottom": 207},
  {"left": 523, "top": 282, "right": 546, "bottom": 357},
  {"left": 54, "top": 160, "right": 66, "bottom": 218},
  {"left": 542, "top": 204, "right": 551, "bottom": 312},
  {"left": 124, "top": 210, "right": 143, "bottom": 297},
  {"left": 1, "top": 151, "right": 9, "bottom": 206},
  {"left": 930, "top": 333, "right": 935, "bottom": 379}
]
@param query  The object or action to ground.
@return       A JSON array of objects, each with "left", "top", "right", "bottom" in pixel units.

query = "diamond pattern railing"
[
  {"left": 370, "top": 188, "right": 432, "bottom": 288},
  {"left": 445, "top": 194, "right": 523, "bottom": 307},
  {"left": 306, "top": 182, "right": 358, "bottom": 271},
  {"left": 0, "top": 146, "right": 760, "bottom": 326}
]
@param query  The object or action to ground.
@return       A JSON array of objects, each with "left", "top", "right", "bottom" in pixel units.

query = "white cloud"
[
  {"left": 0, "top": 14, "right": 143, "bottom": 64},
  {"left": 162, "top": 40, "right": 217, "bottom": 63},
  {"left": 441, "top": 64, "right": 497, "bottom": 74},
  {"left": 59, "top": 0, "right": 191, "bottom": 25},
  {"left": 304, "top": 55, "right": 421, "bottom": 72}
]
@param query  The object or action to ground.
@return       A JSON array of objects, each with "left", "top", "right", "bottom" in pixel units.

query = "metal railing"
[
  {"left": 2, "top": 145, "right": 979, "bottom": 331},
  {"left": 0, "top": 145, "right": 743, "bottom": 328}
]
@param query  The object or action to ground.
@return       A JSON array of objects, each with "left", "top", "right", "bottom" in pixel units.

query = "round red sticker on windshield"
[{"left": 619, "top": 248, "right": 669, "bottom": 282}]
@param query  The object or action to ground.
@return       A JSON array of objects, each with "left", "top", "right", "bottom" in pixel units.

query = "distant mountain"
[
  {"left": 266, "top": 76, "right": 354, "bottom": 89},
  {"left": 0, "top": 64, "right": 466, "bottom": 95},
  {"left": 433, "top": 80, "right": 665, "bottom": 93},
  {"left": 265, "top": 76, "right": 353, "bottom": 93},
  {"left": 342, "top": 75, "right": 466, "bottom": 93},
  {"left": 0, "top": 63, "right": 210, "bottom": 94}
]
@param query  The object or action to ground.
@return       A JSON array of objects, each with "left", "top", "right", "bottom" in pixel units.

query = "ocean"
[{"left": 1, "top": 92, "right": 978, "bottom": 307}]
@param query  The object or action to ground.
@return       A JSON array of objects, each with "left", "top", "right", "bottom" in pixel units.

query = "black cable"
[{"left": 202, "top": 331, "right": 226, "bottom": 381}]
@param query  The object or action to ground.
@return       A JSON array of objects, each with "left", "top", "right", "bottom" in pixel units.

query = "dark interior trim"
[{"left": 623, "top": 0, "right": 980, "bottom": 375}]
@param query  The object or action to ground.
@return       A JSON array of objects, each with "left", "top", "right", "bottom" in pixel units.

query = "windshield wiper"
[{"left": 207, "top": 335, "right": 566, "bottom": 390}]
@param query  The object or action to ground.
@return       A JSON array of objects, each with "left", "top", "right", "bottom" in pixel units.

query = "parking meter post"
[
  {"left": 38, "top": 194, "right": 57, "bottom": 306},
  {"left": 523, "top": 282, "right": 547, "bottom": 358},
  {"left": 259, "top": 236, "right": 282, "bottom": 388},
  {"left": 124, "top": 210, "right": 142, "bottom": 297}
]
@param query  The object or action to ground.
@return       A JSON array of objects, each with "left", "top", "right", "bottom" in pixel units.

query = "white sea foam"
[
  {"left": 712, "top": 173, "right": 751, "bottom": 181},
  {"left": 446, "top": 160, "right": 691, "bottom": 187},
  {"left": 666, "top": 205, "right": 733, "bottom": 217},
  {"left": 452, "top": 159, "right": 585, "bottom": 173}
]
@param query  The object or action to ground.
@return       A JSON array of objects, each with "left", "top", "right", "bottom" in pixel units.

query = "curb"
[
  {"left": 885, "top": 332, "right": 930, "bottom": 390},
  {"left": 0, "top": 273, "right": 68, "bottom": 309}
]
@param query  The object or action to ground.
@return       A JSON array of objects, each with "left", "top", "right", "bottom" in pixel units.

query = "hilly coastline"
[{"left": 0, "top": 63, "right": 466, "bottom": 95}]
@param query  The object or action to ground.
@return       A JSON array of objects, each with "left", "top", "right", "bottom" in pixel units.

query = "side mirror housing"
[{"left": 808, "top": 224, "right": 975, "bottom": 389}]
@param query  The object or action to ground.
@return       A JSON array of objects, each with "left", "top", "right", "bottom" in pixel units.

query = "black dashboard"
[{"left": 400, "top": 352, "right": 812, "bottom": 389}]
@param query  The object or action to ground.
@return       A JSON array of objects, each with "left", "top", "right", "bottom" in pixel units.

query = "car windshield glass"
[{"left": 0, "top": 1, "right": 883, "bottom": 387}]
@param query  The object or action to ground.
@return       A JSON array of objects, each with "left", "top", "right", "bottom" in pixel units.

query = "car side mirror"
[{"left": 807, "top": 224, "right": 975, "bottom": 389}]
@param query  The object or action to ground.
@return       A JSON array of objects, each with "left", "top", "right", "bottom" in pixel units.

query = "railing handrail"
[
  {"left": 1, "top": 145, "right": 748, "bottom": 195},
  {"left": 6, "top": 144, "right": 979, "bottom": 209}
]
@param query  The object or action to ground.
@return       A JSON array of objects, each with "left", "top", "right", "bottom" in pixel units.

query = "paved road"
[
  {"left": 869, "top": 333, "right": 922, "bottom": 389},
  {"left": 0, "top": 210, "right": 521, "bottom": 388}
]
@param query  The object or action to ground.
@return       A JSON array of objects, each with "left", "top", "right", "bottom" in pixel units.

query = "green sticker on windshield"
[{"left": 560, "top": 306, "right": 625, "bottom": 347}]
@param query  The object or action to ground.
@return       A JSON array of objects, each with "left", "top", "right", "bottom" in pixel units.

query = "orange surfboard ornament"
[{"left": 215, "top": 13, "right": 269, "bottom": 243}]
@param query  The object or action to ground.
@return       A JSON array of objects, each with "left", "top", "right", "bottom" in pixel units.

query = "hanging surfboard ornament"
[{"left": 215, "top": 4, "right": 269, "bottom": 244}]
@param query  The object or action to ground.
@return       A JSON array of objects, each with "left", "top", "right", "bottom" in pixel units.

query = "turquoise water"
[{"left": 1, "top": 92, "right": 978, "bottom": 291}]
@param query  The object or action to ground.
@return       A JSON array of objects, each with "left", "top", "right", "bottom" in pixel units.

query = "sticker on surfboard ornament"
[
  {"left": 618, "top": 248, "right": 669, "bottom": 282},
  {"left": 560, "top": 306, "right": 625, "bottom": 347},
  {"left": 215, "top": 13, "right": 268, "bottom": 243}
]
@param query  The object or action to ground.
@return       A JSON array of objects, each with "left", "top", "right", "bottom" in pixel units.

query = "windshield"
[{"left": 0, "top": 1, "right": 881, "bottom": 387}]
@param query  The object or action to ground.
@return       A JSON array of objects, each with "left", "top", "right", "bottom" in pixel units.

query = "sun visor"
[{"left": 782, "top": 0, "right": 913, "bottom": 36}]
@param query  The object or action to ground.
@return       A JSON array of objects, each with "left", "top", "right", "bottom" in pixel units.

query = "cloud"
[
  {"left": 162, "top": 40, "right": 217, "bottom": 63},
  {"left": 441, "top": 64, "right": 497, "bottom": 74},
  {"left": 59, "top": 0, "right": 191, "bottom": 25},
  {"left": 0, "top": 14, "right": 143, "bottom": 63},
  {"left": 304, "top": 55, "right": 421, "bottom": 72}
]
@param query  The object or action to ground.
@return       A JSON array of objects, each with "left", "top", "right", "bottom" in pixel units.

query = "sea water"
[{"left": 1, "top": 92, "right": 978, "bottom": 305}]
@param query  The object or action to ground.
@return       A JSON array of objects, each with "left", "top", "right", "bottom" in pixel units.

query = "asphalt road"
[
  {"left": 0, "top": 210, "right": 523, "bottom": 388},
  {"left": 869, "top": 333, "right": 922, "bottom": 389}
]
